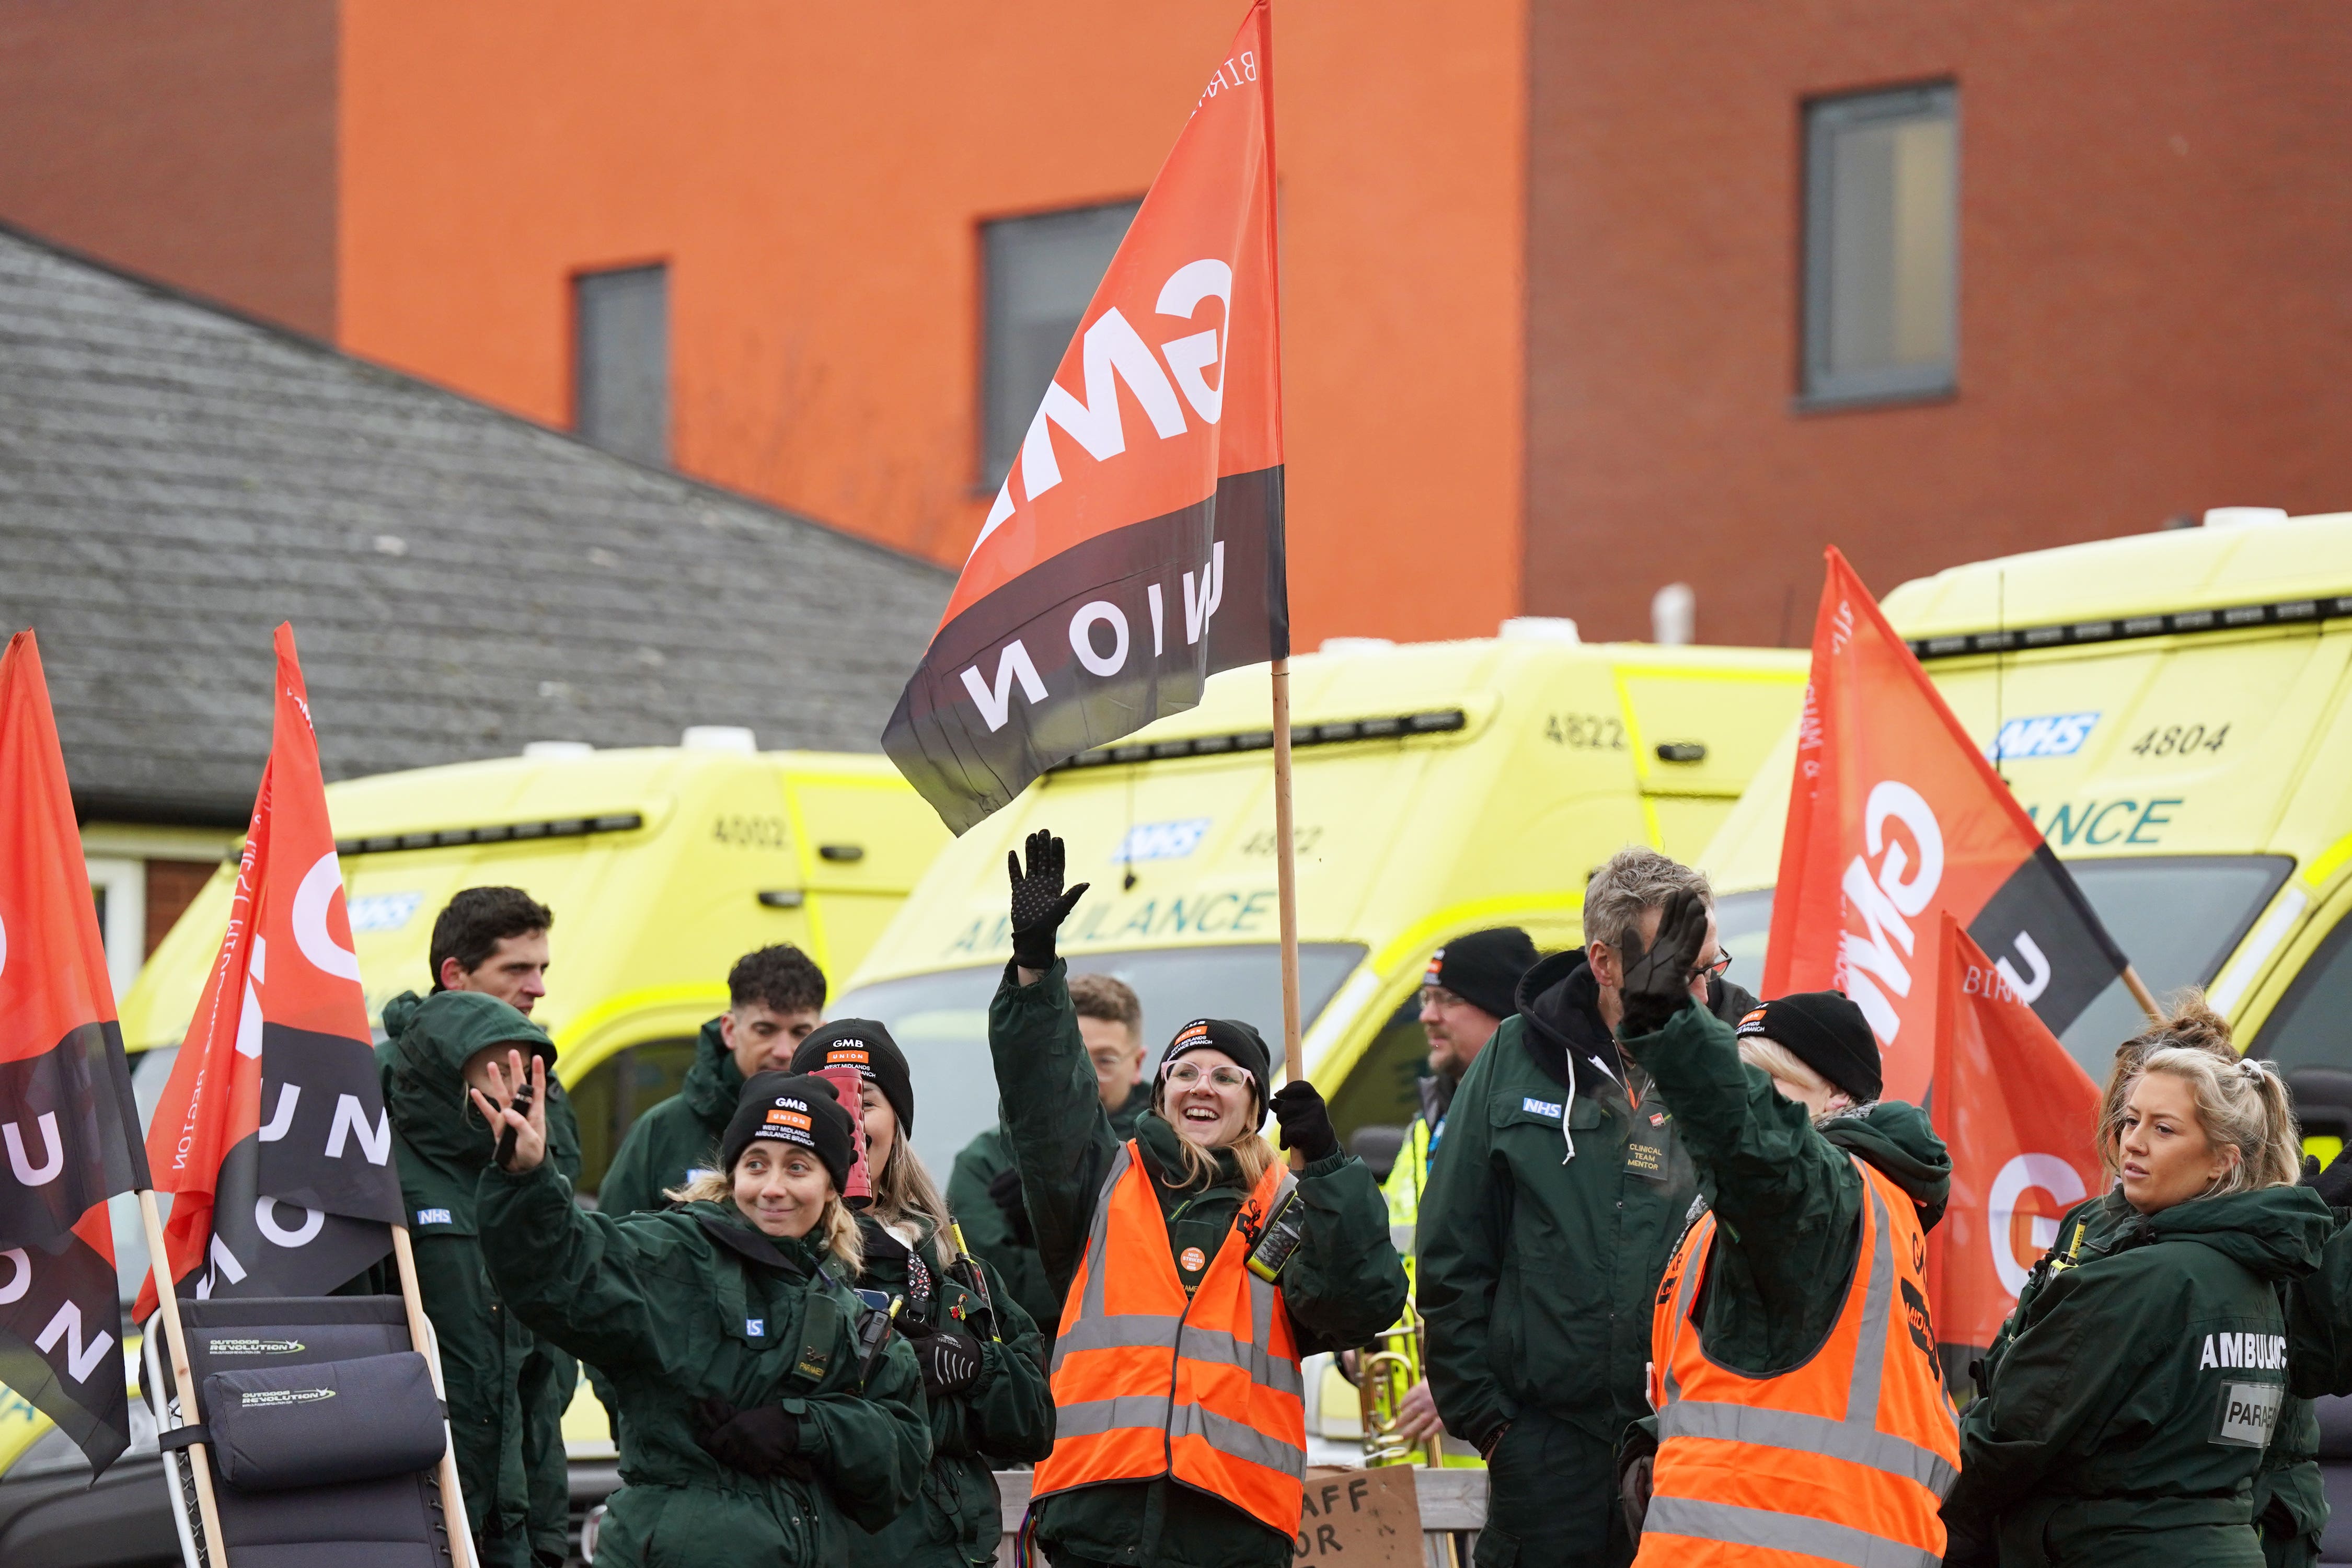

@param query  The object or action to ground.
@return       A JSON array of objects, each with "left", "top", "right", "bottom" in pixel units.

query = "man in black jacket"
[{"left": 1417, "top": 848, "right": 1757, "bottom": 1568}]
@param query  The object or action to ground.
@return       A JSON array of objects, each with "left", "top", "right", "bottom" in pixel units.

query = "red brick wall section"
[
  {"left": 1525, "top": 0, "right": 2352, "bottom": 645},
  {"left": 0, "top": 0, "right": 339, "bottom": 337},
  {"left": 145, "top": 858, "right": 218, "bottom": 958}
]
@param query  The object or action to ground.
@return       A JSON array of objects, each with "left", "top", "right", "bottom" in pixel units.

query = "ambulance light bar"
[
  {"left": 1910, "top": 595, "right": 2352, "bottom": 661},
  {"left": 336, "top": 812, "right": 644, "bottom": 857},
  {"left": 1052, "top": 708, "right": 1467, "bottom": 771}
]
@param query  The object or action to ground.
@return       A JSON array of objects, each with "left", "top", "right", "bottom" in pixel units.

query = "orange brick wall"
[{"left": 336, "top": 0, "right": 1528, "bottom": 648}]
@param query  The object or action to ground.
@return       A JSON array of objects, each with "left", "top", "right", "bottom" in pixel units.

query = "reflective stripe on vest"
[
  {"left": 1634, "top": 1156, "right": 1960, "bottom": 1567},
  {"left": 1032, "top": 1142, "right": 1307, "bottom": 1534}
]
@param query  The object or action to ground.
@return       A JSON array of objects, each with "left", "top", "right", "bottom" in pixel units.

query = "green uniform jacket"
[
  {"left": 599, "top": 1017, "right": 741, "bottom": 1217},
  {"left": 1940, "top": 1183, "right": 2335, "bottom": 1568},
  {"left": 1986, "top": 1190, "right": 2341, "bottom": 1568},
  {"left": 946, "top": 1082, "right": 1150, "bottom": 1342},
  {"left": 379, "top": 989, "right": 585, "bottom": 1568},
  {"left": 478, "top": 1160, "right": 932, "bottom": 1568},
  {"left": 989, "top": 959, "right": 1408, "bottom": 1568},
  {"left": 1619, "top": 998, "right": 1951, "bottom": 1376},
  {"left": 1417, "top": 950, "right": 1754, "bottom": 1455},
  {"left": 843, "top": 1213, "right": 1054, "bottom": 1566}
]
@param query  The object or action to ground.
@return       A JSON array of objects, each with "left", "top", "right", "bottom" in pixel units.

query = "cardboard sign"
[{"left": 1295, "top": 1466, "right": 1424, "bottom": 1565}]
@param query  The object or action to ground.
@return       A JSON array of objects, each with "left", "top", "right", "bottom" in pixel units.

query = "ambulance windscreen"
[{"left": 1708, "top": 856, "right": 2291, "bottom": 1080}]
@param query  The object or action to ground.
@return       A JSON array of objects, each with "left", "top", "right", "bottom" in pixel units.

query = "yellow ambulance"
[
  {"left": 835, "top": 628, "right": 1809, "bottom": 1174},
  {"left": 1700, "top": 510, "right": 2352, "bottom": 1152},
  {"left": 116, "top": 741, "right": 948, "bottom": 1197}
]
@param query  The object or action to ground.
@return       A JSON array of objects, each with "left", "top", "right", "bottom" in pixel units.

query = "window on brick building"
[
  {"left": 981, "top": 200, "right": 1142, "bottom": 487},
  {"left": 575, "top": 263, "right": 670, "bottom": 466},
  {"left": 1803, "top": 84, "right": 1957, "bottom": 405}
]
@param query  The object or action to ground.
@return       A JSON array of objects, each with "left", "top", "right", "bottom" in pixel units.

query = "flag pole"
[
  {"left": 137, "top": 1189, "right": 229, "bottom": 1567},
  {"left": 2122, "top": 963, "right": 2162, "bottom": 1024},
  {"left": 1271, "top": 658, "right": 1303, "bottom": 1089},
  {"left": 391, "top": 1224, "right": 479, "bottom": 1568}
]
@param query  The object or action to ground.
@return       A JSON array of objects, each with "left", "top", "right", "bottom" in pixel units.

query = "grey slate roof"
[{"left": 0, "top": 224, "right": 952, "bottom": 825}]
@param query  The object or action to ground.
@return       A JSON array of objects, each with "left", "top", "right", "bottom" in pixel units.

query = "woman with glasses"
[{"left": 985, "top": 832, "right": 1407, "bottom": 1568}]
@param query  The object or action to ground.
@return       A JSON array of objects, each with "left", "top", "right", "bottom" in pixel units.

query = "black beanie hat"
[
  {"left": 789, "top": 1019, "right": 914, "bottom": 1136},
  {"left": 1156, "top": 1017, "right": 1273, "bottom": 1129},
  {"left": 719, "top": 1071, "right": 855, "bottom": 1192},
  {"left": 1425, "top": 927, "right": 1539, "bottom": 1021},
  {"left": 1735, "top": 991, "right": 1882, "bottom": 1104}
]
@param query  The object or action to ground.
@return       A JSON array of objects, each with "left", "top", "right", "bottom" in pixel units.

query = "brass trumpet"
[{"left": 1357, "top": 1297, "right": 1437, "bottom": 1468}]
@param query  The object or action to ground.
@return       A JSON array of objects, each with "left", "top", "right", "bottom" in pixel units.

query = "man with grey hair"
[{"left": 1416, "top": 846, "right": 1760, "bottom": 1567}]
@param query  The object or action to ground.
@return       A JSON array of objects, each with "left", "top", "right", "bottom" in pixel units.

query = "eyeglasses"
[
  {"left": 1421, "top": 986, "right": 1472, "bottom": 1011},
  {"left": 1164, "top": 1062, "right": 1252, "bottom": 1091},
  {"left": 1696, "top": 954, "right": 1733, "bottom": 982}
]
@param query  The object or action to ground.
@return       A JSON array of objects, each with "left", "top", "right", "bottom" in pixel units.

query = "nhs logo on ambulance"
[
  {"left": 1113, "top": 819, "right": 1213, "bottom": 863},
  {"left": 1986, "top": 713, "right": 2099, "bottom": 762}
]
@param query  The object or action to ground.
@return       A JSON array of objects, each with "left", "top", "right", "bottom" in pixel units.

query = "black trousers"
[{"left": 1476, "top": 1405, "right": 1632, "bottom": 1568}]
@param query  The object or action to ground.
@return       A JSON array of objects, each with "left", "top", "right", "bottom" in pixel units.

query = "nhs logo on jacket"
[{"left": 1986, "top": 713, "right": 2099, "bottom": 761}]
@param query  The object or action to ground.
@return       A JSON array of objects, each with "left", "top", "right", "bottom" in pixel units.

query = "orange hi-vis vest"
[
  {"left": 1031, "top": 1140, "right": 1307, "bottom": 1536},
  {"left": 1634, "top": 1154, "right": 1960, "bottom": 1568}
]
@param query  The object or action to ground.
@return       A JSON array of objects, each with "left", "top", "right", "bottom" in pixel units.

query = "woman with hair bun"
[{"left": 1940, "top": 995, "right": 2335, "bottom": 1567}]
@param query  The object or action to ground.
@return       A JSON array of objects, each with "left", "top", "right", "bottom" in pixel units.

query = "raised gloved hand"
[
  {"left": 2304, "top": 1147, "right": 2352, "bottom": 1209},
  {"left": 1616, "top": 888, "right": 1710, "bottom": 1039},
  {"left": 986, "top": 1166, "right": 1036, "bottom": 1248},
  {"left": 1271, "top": 1080, "right": 1339, "bottom": 1165},
  {"left": 908, "top": 1325, "right": 984, "bottom": 1394},
  {"left": 691, "top": 1396, "right": 804, "bottom": 1478},
  {"left": 1008, "top": 829, "right": 1089, "bottom": 972}
]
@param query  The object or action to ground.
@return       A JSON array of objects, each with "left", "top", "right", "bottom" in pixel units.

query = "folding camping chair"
[{"left": 143, "top": 1295, "right": 467, "bottom": 1568}]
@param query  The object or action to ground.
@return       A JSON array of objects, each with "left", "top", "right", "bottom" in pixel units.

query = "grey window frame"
[
  {"left": 573, "top": 262, "right": 671, "bottom": 467},
  {"left": 1800, "top": 82, "right": 1959, "bottom": 409},
  {"left": 978, "top": 199, "right": 1143, "bottom": 490}
]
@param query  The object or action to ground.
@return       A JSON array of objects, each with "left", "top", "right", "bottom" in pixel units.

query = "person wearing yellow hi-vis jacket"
[{"left": 1377, "top": 927, "right": 1535, "bottom": 1467}]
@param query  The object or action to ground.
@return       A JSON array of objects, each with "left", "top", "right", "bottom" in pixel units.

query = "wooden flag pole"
[
  {"left": 1271, "top": 657, "right": 1304, "bottom": 1089},
  {"left": 391, "top": 1224, "right": 479, "bottom": 1568},
  {"left": 137, "top": 1189, "right": 229, "bottom": 1568},
  {"left": 2123, "top": 963, "right": 2163, "bottom": 1024}
]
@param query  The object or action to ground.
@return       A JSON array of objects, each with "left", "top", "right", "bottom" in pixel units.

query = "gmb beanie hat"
[
  {"left": 720, "top": 1071, "right": 855, "bottom": 1191},
  {"left": 1736, "top": 991, "right": 1882, "bottom": 1104},
  {"left": 1157, "top": 1017, "right": 1273, "bottom": 1129},
  {"left": 1425, "top": 927, "right": 1540, "bottom": 1021},
  {"left": 790, "top": 1019, "right": 915, "bottom": 1137}
]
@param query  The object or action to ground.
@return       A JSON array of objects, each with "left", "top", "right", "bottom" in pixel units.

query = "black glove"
[
  {"left": 1270, "top": 1080, "right": 1339, "bottom": 1165},
  {"left": 986, "top": 1166, "right": 1036, "bottom": 1248},
  {"left": 1616, "top": 888, "right": 1710, "bottom": 1039},
  {"left": 908, "top": 1325, "right": 984, "bottom": 1394},
  {"left": 2305, "top": 1146, "right": 2352, "bottom": 1208},
  {"left": 494, "top": 1078, "right": 535, "bottom": 1172},
  {"left": 691, "top": 1396, "right": 804, "bottom": 1478},
  {"left": 1008, "top": 829, "right": 1089, "bottom": 971}
]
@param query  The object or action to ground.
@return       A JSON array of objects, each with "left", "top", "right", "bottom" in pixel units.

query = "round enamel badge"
[{"left": 1180, "top": 1247, "right": 1206, "bottom": 1272}]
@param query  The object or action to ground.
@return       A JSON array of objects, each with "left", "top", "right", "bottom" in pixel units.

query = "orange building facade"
[
  {"left": 0, "top": 0, "right": 1527, "bottom": 651},
  {"left": 3, "top": 1, "right": 2347, "bottom": 651}
]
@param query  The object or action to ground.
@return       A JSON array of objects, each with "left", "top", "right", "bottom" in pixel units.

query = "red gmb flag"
[
  {"left": 884, "top": 0, "right": 1286, "bottom": 833},
  {"left": 1928, "top": 915, "right": 2103, "bottom": 1378},
  {"left": 0, "top": 630, "right": 149, "bottom": 1476},
  {"left": 1764, "top": 548, "right": 2128, "bottom": 1102},
  {"left": 139, "top": 625, "right": 401, "bottom": 1318}
]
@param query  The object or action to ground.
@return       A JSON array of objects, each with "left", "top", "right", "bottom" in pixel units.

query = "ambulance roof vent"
[
  {"left": 2204, "top": 507, "right": 2290, "bottom": 528},
  {"left": 1500, "top": 616, "right": 1580, "bottom": 643},
  {"left": 682, "top": 725, "right": 758, "bottom": 753},
  {"left": 1318, "top": 637, "right": 1395, "bottom": 654},
  {"left": 521, "top": 741, "right": 594, "bottom": 759}
]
